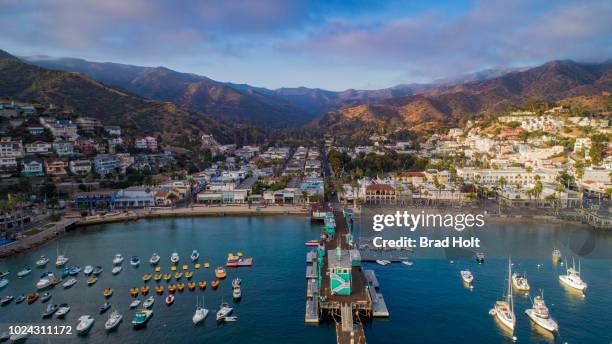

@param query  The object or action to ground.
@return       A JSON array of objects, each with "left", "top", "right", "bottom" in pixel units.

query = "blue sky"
[{"left": 0, "top": 0, "right": 610, "bottom": 90}]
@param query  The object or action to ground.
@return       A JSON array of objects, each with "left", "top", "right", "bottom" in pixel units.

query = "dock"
[
  {"left": 363, "top": 270, "right": 380, "bottom": 289},
  {"left": 368, "top": 287, "right": 390, "bottom": 317},
  {"left": 307, "top": 250, "right": 315, "bottom": 263}
]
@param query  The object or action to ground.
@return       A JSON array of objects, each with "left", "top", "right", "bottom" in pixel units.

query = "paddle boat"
[
  {"left": 168, "top": 284, "right": 176, "bottom": 294},
  {"left": 215, "top": 267, "right": 227, "bottom": 279},
  {"left": 155, "top": 285, "right": 164, "bottom": 295},
  {"left": 185, "top": 271, "right": 193, "bottom": 279},
  {"left": 130, "top": 288, "right": 139, "bottom": 297},
  {"left": 211, "top": 280, "right": 219, "bottom": 289},
  {"left": 182, "top": 265, "right": 189, "bottom": 271},
  {"left": 175, "top": 272, "right": 183, "bottom": 280},
  {"left": 163, "top": 273, "right": 172, "bottom": 281},
  {"left": 143, "top": 274, "right": 152, "bottom": 282},
  {"left": 154, "top": 266, "right": 161, "bottom": 272},
  {"left": 198, "top": 281, "right": 206, "bottom": 290},
  {"left": 141, "top": 286, "right": 149, "bottom": 295},
  {"left": 188, "top": 282, "right": 196, "bottom": 291},
  {"left": 177, "top": 283, "right": 185, "bottom": 292},
  {"left": 154, "top": 273, "right": 162, "bottom": 281},
  {"left": 194, "top": 263, "right": 201, "bottom": 269}
]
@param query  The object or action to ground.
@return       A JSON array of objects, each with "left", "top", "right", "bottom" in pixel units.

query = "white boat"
[
  {"left": 492, "top": 259, "right": 516, "bottom": 332},
  {"left": 233, "top": 286, "right": 242, "bottom": 299},
  {"left": 559, "top": 258, "right": 587, "bottom": 292},
  {"left": 55, "top": 255, "right": 69, "bottom": 267},
  {"left": 56, "top": 304, "right": 71, "bottom": 318},
  {"left": 112, "top": 254, "right": 124, "bottom": 265},
  {"left": 223, "top": 316, "right": 238, "bottom": 322},
  {"left": 170, "top": 252, "right": 180, "bottom": 264},
  {"left": 552, "top": 249, "right": 562, "bottom": 262},
  {"left": 231, "top": 278, "right": 242, "bottom": 288},
  {"left": 17, "top": 267, "right": 31, "bottom": 278},
  {"left": 476, "top": 252, "right": 485, "bottom": 263},
  {"left": 512, "top": 272, "right": 531, "bottom": 291},
  {"left": 525, "top": 291, "right": 559, "bottom": 332},
  {"left": 192, "top": 297, "right": 209, "bottom": 325},
  {"left": 0, "top": 279, "right": 8, "bottom": 288},
  {"left": 111, "top": 266, "right": 122, "bottom": 275},
  {"left": 401, "top": 260, "right": 413, "bottom": 266},
  {"left": 149, "top": 253, "right": 160, "bottom": 265},
  {"left": 76, "top": 315, "right": 95, "bottom": 335},
  {"left": 62, "top": 278, "right": 77, "bottom": 288},
  {"left": 190, "top": 250, "right": 200, "bottom": 261},
  {"left": 129, "top": 299, "right": 141, "bottom": 308},
  {"left": 36, "top": 273, "right": 53, "bottom": 290},
  {"left": 35, "top": 256, "right": 49, "bottom": 267},
  {"left": 83, "top": 265, "right": 93, "bottom": 275},
  {"left": 130, "top": 256, "right": 140, "bottom": 267},
  {"left": 216, "top": 302, "right": 233, "bottom": 321},
  {"left": 105, "top": 310, "right": 123, "bottom": 331},
  {"left": 375, "top": 260, "right": 391, "bottom": 266},
  {"left": 143, "top": 296, "right": 155, "bottom": 309},
  {"left": 460, "top": 270, "right": 473, "bottom": 284}
]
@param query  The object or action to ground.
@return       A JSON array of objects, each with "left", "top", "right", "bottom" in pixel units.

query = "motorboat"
[
  {"left": 129, "top": 299, "right": 141, "bottom": 309},
  {"left": 26, "top": 293, "right": 39, "bottom": 304},
  {"left": 190, "top": 250, "right": 200, "bottom": 261},
  {"left": 233, "top": 286, "right": 242, "bottom": 300},
  {"left": 215, "top": 267, "right": 227, "bottom": 279},
  {"left": 0, "top": 332, "right": 8, "bottom": 342},
  {"left": 36, "top": 256, "right": 49, "bottom": 267},
  {"left": 55, "top": 254, "right": 69, "bottom": 267},
  {"left": 559, "top": 258, "right": 587, "bottom": 293},
  {"left": 170, "top": 252, "right": 180, "bottom": 264},
  {"left": 61, "top": 267, "right": 71, "bottom": 279},
  {"left": 552, "top": 249, "right": 562, "bottom": 263},
  {"left": 0, "top": 295, "right": 13, "bottom": 306},
  {"left": 130, "top": 256, "right": 140, "bottom": 267},
  {"left": 525, "top": 291, "right": 559, "bottom": 332},
  {"left": 475, "top": 252, "right": 485, "bottom": 264},
  {"left": 492, "top": 259, "right": 515, "bottom": 332},
  {"left": 216, "top": 302, "right": 233, "bottom": 321},
  {"left": 165, "top": 294, "right": 174, "bottom": 305},
  {"left": 87, "top": 276, "right": 98, "bottom": 286},
  {"left": 15, "top": 295, "right": 25, "bottom": 304},
  {"left": 103, "top": 288, "right": 113, "bottom": 298},
  {"left": 149, "top": 253, "right": 160, "bottom": 265},
  {"left": 512, "top": 272, "right": 531, "bottom": 291},
  {"left": 231, "top": 278, "right": 242, "bottom": 288},
  {"left": 111, "top": 266, "right": 122, "bottom": 275},
  {"left": 132, "top": 309, "right": 153, "bottom": 328},
  {"left": 105, "top": 310, "right": 123, "bottom": 331},
  {"left": 76, "top": 315, "right": 95, "bottom": 335},
  {"left": 36, "top": 273, "right": 53, "bottom": 290},
  {"left": 401, "top": 260, "right": 414, "bottom": 266},
  {"left": 460, "top": 270, "right": 474, "bottom": 284},
  {"left": 68, "top": 266, "right": 81, "bottom": 275},
  {"left": 112, "top": 254, "right": 124, "bottom": 265},
  {"left": 17, "top": 267, "right": 31, "bottom": 278},
  {"left": 83, "top": 265, "right": 93, "bottom": 275},
  {"left": 40, "top": 292, "right": 52, "bottom": 303},
  {"left": 0, "top": 272, "right": 8, "bottom": 279},
  {"left": 56, "top": 304, "right": 70, "bottom": 318},
  {"left": 143, "top": 296, "right": 155, "bottom": 309},
  {"left": 63, "top": 278, "right": 77, "bottom": 288},
  {"left": 375, "top": 260, "right": 391, "bottom": 266},
  {"left": 92, "top": 266, "right": 103, "bottom": 275},
  {"left": 99, "top": 301, "right": 111, "bottom": 314},
  {"left": 41, "top": 304, "right": 58, "bottom": 318},
  {"left": 0, "top": 279, "right": 8, "bottom": 288}
]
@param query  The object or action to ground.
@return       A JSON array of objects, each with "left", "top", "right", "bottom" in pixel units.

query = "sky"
[{"left": 0, "top": 0, "right": 610, "bottom": 91}]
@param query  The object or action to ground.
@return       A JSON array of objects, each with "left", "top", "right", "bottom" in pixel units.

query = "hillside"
[{"left": 0, "top": 50, "right": 255, "bottom": 148}]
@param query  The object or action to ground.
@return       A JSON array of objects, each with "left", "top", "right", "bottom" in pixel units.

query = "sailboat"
[
  {"left": 559, "top": 257, "right": 587, "bottom": 293},
  {"left": 55, "top": 244, "right": 69, "bottom": 267},
  {"left": 192, "top": 296, "right": 209, "bottom": 325},
  {"left": 492, "top": 259, "right": 516, "bottom": 332}
]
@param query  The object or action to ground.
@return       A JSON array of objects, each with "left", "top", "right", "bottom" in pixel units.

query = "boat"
[
  {"left": 552, "top": 249, "right": 562, "bottom": 263},
  {"left": 512, "top": 272, "right": 531, "bottom": 291},
  {"left": 491, "top": 259, "right": 515, "bottom": 332},
  {"left": 194, "top": 263, "right": 201, "bottom": 269},
  {"left": 170, "top": 252, "right": 180, "bottom": 264},
  {"left": 525, "top": 291, "right": 559, "bottom": 333},
  {"left": 460, "top": 270, "right": 474, "bottom": 284},
  {"left": 40, "top": 292, "right": 51, "bottom": 303},
  {"left": 0, "top": 279, "right": 8, "bottom": 289},
  {"left": 63, "top": 277, "right": 77, "bottom": 288},
  {"left": 15, "top": 295, "right": 25, "bottom": 304},
  {"left": 177, "top": 283, "right": 185, "bottom": 292},
  {"left": 56, "top": 304, "right": 70, "bottom": 318},
  {"left": 170, "top": 266, "right": 176, "bottom": 271},
  {"left": 76, "top": 315, "right": 95, "bottom": 335},
  {"left": 375, "top": 260, "right": 391, "bottom": 266},
  {"left": 103, "top": 288, "right": 113, "bottom": 297},
  {"left": 143, "top": 296, "right": 155, "bottom": 309},
  {"left": 8, "top": 333, "right": 28, "bottom": 342},
  {"left": 185, "top": 271, "right": 193, "bottom": 279},
  {"left": 36, "top": 256, "right": 49, "bottom": 267},
  {"left": 182, "top": 264, "right": 188, "bottom": 270},
  {"left": 401, "top": 260, "right": 414, "bottom": 266},
  {"left": 130, "top": 288, "right": 139, "bottom": 297},
  {"left": 232, "top": 278, "right": 242, "bottom": 288},
  {"left": 143, "top": 274, "right": 152, "bottom": 282},
  {"left": 559, "top": 258, "right": 587, "bottom": 292},
  {"left": 165, "top": 294, "right": 174, "bottom": 305},
  {"left": 129, "top": 299, "right": 141, "bottom": 308},
  {"left": 224, "top": 316, "right": 238, "bottom": 322},
  {"left": 112, "top": 254, "right": 124, "bottom": 265},
  {"left": 174, "top": 272, "right": 183, "bottom": 280},
  {"left": 204, "top": 263, "right": 210, "bottom": 268},
  {"left": 41, "top": 304, "right": 58, "bottom": 318},
  {"left": 105, "top": 310, "right": 123, "bottom": 331},
  {"left": 132, "top": 309, "right": 153, "bottom": 328},
  {"left": 153, "top": 273, "right": 162, "bottom": 281},
  {"left": 476, "top": 252, "right": 485, "bottom": 263},
  {"left": 1, "top": 295, "right": 13, "bottom": 306},
  {"left": 226, "top": 253, "right": 254, "bottom": 267},
  {"left": 233, "top": 286, "right": 241, "bottom": 299},
  {"left": 36, "top": 273, "right": 53, "bottom": 290},
  {"left": 87, "top": 276, "right": 98, "bottom": 286},
  {"left": 0, "top": 272, "right": 8, "bottom": 279},
  {"left": 188, "top": 282, "right": 196, "bottom": 291},
  {"left": 61, "top": 267, "right": 71, "bottom": 279},
  {"left": 68, "top": 266, "right": 81, "bottom": 275},
  {"left": 0, "top": 332, "right": 8, "bottom": 342},
  {"left": 216, "top": 302, "right": 233, "bottom": 321},
  {"left": 130, "top": 256, "right": 140, "bottom": 267},
  {"left": 163, "top": 273, "right": 172, "bottom": 281},
  {"left": 305, "top": 240, "right": 319, "bottom": 246},
  {"left": 155, "top": 285, "right": 164, "bottom": 295},
  {"left": 26, "top": 293, "right": 38, "bottom": 304},
  {"left": 215, "top": 267, "right": 227, "bottom": 279},
  {"left": 198, "top": 281, "right": 206, "bottom": 290},
  {"left": 168, "top": 285, "right": 176, "bottom": 294},
  {"left": 92, "top": 266, "right": 103, "bottom": 275},
  {"left": 17, "top": 267, "right": 31, "bottom": 278},
  {"left": 83, "top": 265, "right": 93, "bottom": 275},
  {"left": 55, "top": 254, "right": 69, "bottom": 267},
  {"left": 211, "top": 280, "right": 219, "bottom": 289},
  {"left": 190, "top": 250, "right": 200, "bottom": 261},
  {"left": 99, "top": 301, "right": 111, "bottom": 314},
  {"left": 141, "top": 286, "right": 149, "bottom": 295},
  {"left": 192, "top": 297, "right": 209, "bottom": 325},
  {"left": 149, "top": 253, "right": 160, "bottom": 265},
  {"left": 111, "top": 266, "right": 122, "bottom": 275}
]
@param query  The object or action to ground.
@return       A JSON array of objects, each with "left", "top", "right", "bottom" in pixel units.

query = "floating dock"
[
  {"left": 307, "top": 250, "right": 316, "bottom": 263},
  {"left": 368, "top": 287, "right": 390, "bottom": 317},
  {"left": 363, "top": 269, "right": 380, "bottom": 289}
]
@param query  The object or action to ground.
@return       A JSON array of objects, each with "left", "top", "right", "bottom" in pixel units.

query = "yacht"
[
  {"left": 17, "top": 267, "right": 31, "bottom": 278},
  {"left": 83, "top": 265, "right": 93, "bottom": 275},
  {"left": 105, "top": 310, "right": 123, "bottom": 331},
  {"left": 492, "top": 259, "right": 516, "bottom": 332},
  {"left": 552, "top": 249, "right": 562, "bottom": 263},
  {"left": 375, "top": 260, "right": 391, "bottom": 266},
  {"left": 92, "top": 266, "right": 103, "bottom": 275},
  {"left": 512, "top": 272, "right": 530, "bottom": 292},
  {"left": 111, "top": 266, "right": 122, "bottom": 275},
  {"left": 130, "top": 256, "right": 140, "bottom": 267},
  {"left": 132, "top": 309, "right": 153, "bottom": 328},
  {"left": 190, "top": 250, "right": 200, "bottom": 261},
  {"left": 460, "top": 270, "right": 474, "bottom": 284},
  {"left": 55, "top": 254, "right": 69, "bottom": 267},
  {"left": 56, "top": 304, "right": 71, "bottom": 318},
  {"left": 192, "top": 297, "right": 209, "bottom": 325},
  {"left": 129, "top": 299, "right": 141, "bottom": 309},
  {"left": 112, "top": 254, "right": 124, "bottom": 265},
  {"left": 475, "top": 252, "right": 485, "bottom": 264},
  {"left": 525, "top": 291, "right": 559, "bottom": 333},
  {"left": 41, "top": 304, "right": 58, "bottom": 318},
  {"left": 559, "top": 258, "right": 587, "bottom": 292},
  {"left": 62, "top": 278, "right": 77, "bottom": 288},
  {"left": 149, "top": 253, "right": 160, "bottom": 265},
  {"left": 76, "top": 315, "right": 95, "bottom": 335},
  {"left": 143, "top": 296, "right": 155, "bottom": 309},
  {"left": 36, "top": 256, "right": 49, "bottom": 267},
  {"left": 170, "top": 252, "right": 180, "bottom": 264},
  {"left": 216, "top": 302, "right": 233, "bottom": 321}
]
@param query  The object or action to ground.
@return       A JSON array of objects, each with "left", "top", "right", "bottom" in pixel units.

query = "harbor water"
[{"left": 0, "top": 216, "right": 611, "bottom": 343}]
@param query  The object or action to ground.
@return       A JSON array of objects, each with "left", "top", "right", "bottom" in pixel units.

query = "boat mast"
[{"left": 508, "top": 258, "right": 513, "bottom": 312}]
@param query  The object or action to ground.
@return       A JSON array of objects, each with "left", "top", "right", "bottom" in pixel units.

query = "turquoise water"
[{"left": 0, "top": 217, "right": 611, "bottom": 343}]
